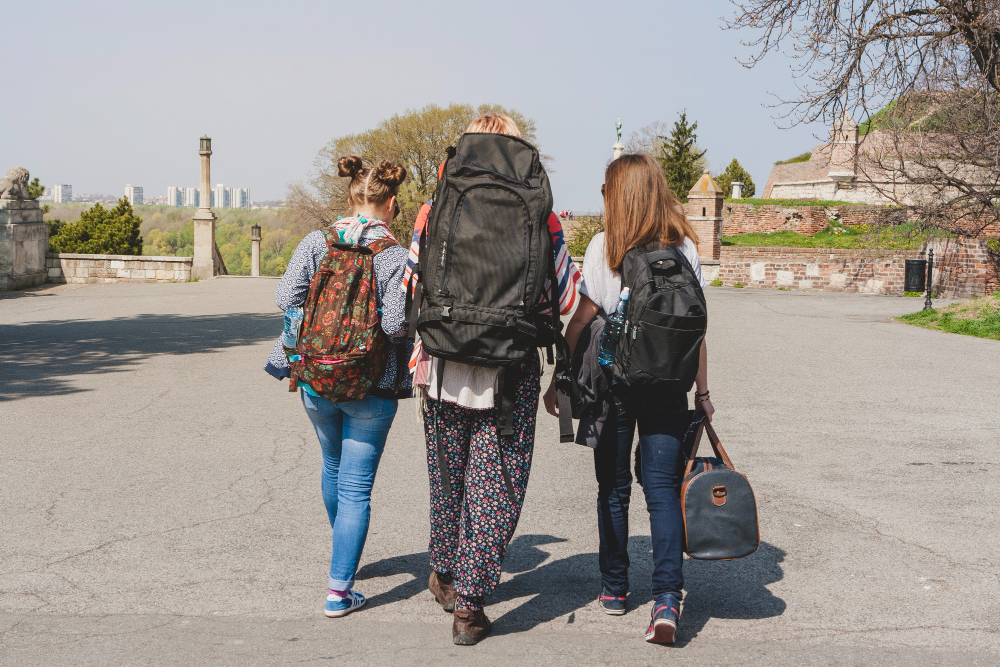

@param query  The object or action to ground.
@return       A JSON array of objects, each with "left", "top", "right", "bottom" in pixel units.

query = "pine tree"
[
  {"left": 27, "top": 178, "right": 45, "bottom": 200},
  {"left": 49, "top": 198, "right": 143, "bottom": 255},
  {"left": 658, "top": 111, "right": 707, "bottom": 202},
  {"left": 714, "top": 159, "right": 756, "bottom": 199}
]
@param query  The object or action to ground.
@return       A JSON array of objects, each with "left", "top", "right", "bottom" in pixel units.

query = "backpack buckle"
[{"left": 441, "top": 305, "right": 451, "bottom": 320}]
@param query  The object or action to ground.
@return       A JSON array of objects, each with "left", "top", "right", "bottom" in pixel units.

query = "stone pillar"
[
  {"left": 684, "top": 170, "right": 723, "bottom": 261},
  {"left": 731, "top": 181, "right": 744, "bottom": 199},
  {"left": 192, "top": 136, "right": 217, "bottom": 281},
  {"left": 250, "top": 224, "right": 261, "bottom": 277},
  {"left": 612, "top": 141, "right": 624, "bottom": 161},
  {"left": 1, "top": 169, "right": 49, "bottom": 291}
]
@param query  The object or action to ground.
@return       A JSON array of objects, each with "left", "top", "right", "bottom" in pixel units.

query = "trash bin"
[{"left": 905, "top": 259, "right": 927, "bottom": 293}]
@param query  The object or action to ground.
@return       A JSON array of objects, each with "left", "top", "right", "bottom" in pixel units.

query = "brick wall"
[
  {"left": 47, "top": 253, "right": 193, "bottom": 284},
  {"left": 714, "top": 239, "right": 994, "bottom": 297},
  {"left": 722, "top": 203, "right": 895, "bottom": 236}
]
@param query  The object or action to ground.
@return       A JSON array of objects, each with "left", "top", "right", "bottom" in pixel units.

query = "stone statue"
[
  {"left": 616, "top": 119, "right": 622, "bottom": 144},
  {"left": 0, "top": 167, "right": 30, "bottom": 200}
]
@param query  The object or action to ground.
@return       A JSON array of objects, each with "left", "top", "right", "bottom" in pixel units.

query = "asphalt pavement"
[{"left": 1, "top": 279, "right": 997, "bottom": 666}]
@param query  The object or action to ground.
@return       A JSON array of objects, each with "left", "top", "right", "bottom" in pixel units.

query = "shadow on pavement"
[
  {"left": 675, "top": 540, "right": 787, "bottom": 646},
  {"left": 353, "top": 535, "right": 785, "bottom": 643},
  {"left": 355, "top": 551, "right": 433, "bottom": 611},
  {"left": 0, "top": 313, "right": 280, "bottom": 401}
]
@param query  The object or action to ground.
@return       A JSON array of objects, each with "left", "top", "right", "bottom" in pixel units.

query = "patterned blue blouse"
[{"left": 264, "top": 230, "right": 413, "bottom": 399}]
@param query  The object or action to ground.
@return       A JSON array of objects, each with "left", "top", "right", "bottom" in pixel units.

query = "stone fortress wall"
[{"left": 46, "top": 254, "right": 193, "bottom": 284}]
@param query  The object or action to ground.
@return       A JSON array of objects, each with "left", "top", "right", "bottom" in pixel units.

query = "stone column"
[
  {"left": 250, "top": 224, "right": 261, "bottom": 277},
  {"left": 192, "top": 136, "right": 217, "bottom": 281},
  {"left": 684, "top": 170, "right": 723, "bottom": 261},
  {"left": 1, "top": 168, "right": 49, "bottom": 291},
  {"left": 731, "top": 181, "right": 744, "bottom": 199},
  {"left": 612, "top": 141, "right": 624, "bottom": 161}
]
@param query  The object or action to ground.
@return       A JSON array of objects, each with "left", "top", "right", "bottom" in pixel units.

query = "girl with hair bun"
[{"left": 265, "top": 155, "right": 411, "bottom": 619}]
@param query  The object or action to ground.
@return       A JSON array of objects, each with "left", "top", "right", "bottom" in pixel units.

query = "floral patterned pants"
[{"left": 423, "top": 357, "right": 540, "bottom": 611}]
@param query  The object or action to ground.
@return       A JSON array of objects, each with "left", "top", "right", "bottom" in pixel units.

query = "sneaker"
[
  {"left": 645, "top": 593, "right": 682, "bottom": 644},
  {"left": 324, "top": 589, "right": 366, "bottom": 618},
  {"left": 597, "top": 588, "right": 628, "bottom": 615}
]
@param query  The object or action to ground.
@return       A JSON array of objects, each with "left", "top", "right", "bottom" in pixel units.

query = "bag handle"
[{"left": 683, "top": 419, "right": 735, "bottom": 478}]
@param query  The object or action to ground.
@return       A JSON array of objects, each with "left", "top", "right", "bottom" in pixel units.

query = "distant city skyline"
[{"left": 5, "top": 2, "right": 830, "bottom": 211}]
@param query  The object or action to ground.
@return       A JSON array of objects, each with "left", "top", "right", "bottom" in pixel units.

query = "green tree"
[
  {"left": 289, "top": 103, "right": 542, "bottom": 240},
  {"left": 658, "top": 111, "right": 706, "bottom": 203},
  {"left": 714, "top": 159, "right": 756, "bottom": 199},
  {"left": 49, "top": 198, "right": 143, "bottom": 255},
  {"left": 27, "top": 178, "right": 45, "bottom": 200}
]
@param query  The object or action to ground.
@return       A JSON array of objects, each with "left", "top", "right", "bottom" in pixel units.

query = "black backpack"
[
  {"left": 407, "top": 133, "right": 575, "bottom": 442},
  {"left": 613, "top": 243, "right": 707, "bottom": 393}
]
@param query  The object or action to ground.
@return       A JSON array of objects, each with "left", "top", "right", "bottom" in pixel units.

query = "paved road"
[{"left": 1, "top": 280, "right": 997, "bottom": 666}]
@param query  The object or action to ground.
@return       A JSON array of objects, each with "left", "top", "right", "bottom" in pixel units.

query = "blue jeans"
[
  {"left": 594, "top": 392, "right": 689, "bottom": 599},
  {"left": 301, "top": 391, "right": 398, "bottom": 591}
]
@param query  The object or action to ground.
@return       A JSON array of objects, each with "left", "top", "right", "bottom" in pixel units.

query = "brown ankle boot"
[
  {"left": 428, "top": 572, "right": 457, "bottom": 613},
  {"left": 452, "top": 607, "right": 492, "bottom": 645}
]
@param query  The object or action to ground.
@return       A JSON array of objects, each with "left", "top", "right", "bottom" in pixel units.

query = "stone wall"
[
  {"left": 722, "top": 203, "right": 895, "bottom": 237},
  {"left": 710, "top": 239, "right": 994, "bottom": 297},
  {"left": 47, "top": 254, "right": 193, "bottom": 284},
  {"left": 1, "top": 200, "right": 48, "bottom": 290}
]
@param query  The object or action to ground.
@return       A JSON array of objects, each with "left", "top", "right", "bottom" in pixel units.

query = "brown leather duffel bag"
[{"left": 681, "top": 420, "right": 760, "bottom": 560}]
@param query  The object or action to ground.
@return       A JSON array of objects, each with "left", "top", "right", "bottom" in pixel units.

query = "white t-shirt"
[{"left": 579, "top": 232, "right": 706, "bottom": 314}]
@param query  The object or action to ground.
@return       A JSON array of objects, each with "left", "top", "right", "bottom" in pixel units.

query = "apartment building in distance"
[
  {"left": 124, "top": 185, "right": 143, "bottom": 205},
  {"left": 229, "top": 187, "right": 250, "bottom": 209},
  {"left": 52, "top": 184, "right": 72, "bottom": 203},
  {"left": 211, "top": 184, "right": 229, "bottom": 209},
  {"left": 184, "top": 187, "right": 199, "bottom": 207},
  {"left": 166, "top": 186, "right": 183, "bottom": 207}
]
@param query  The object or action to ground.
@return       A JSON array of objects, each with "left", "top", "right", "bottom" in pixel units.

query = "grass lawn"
[
  {"left": 723, "top": 222, "right": 946, "bottom": 250},
  {"left": 897, "top": 293, "right": 1000, "bottom": 340},
  {"left": 724, "top": 198, "right": 875, "bottom": 207}
]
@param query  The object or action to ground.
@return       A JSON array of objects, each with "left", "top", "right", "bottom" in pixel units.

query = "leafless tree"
[{"left": 728, "top": 0, "right": 1000, "bottom": 239}]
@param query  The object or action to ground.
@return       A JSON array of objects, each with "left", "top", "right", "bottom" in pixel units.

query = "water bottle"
[
  {"left": 598, "top": 287, "right": 630, "bottom": 367},
  {"left": 281, "top": 306, "right": 303, "bottom": 348}
]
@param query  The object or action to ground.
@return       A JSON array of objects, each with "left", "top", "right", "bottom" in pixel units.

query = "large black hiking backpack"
[
  {"left": 407, "top": 133, "right": 575, "bottom": 442},
  {"left": 613, "top": 243, "right": 707, "bottom": 393}
]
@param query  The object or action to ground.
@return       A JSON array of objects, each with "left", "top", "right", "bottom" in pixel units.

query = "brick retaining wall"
[
  {"left": 47, "top": 253, "right": 193, "bottom": 284},
  {"left": 713, "top": 239, "right": 994, "bottom": 297},
  {"left": 722, "top": 203, "right": 895, "bottom": 236}
]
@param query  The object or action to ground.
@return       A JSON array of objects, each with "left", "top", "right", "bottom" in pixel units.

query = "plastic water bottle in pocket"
[
  {"left": 281, "top": 306, "right": 303, "bottom": 348},
  {"left": 598, "top": 288, "right": 630, "bottom": 367}
]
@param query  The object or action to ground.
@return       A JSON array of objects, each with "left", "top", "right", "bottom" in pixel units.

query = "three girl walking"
[{"left": 267, "top": 114, "right": 713, "bottom": 646}]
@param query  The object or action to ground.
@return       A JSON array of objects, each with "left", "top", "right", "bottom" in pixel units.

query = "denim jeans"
[
  {"left": 301, "top": 391, "right": 398, "bottom": 591},
  {"left": 594, "top": 391, "right": 689, "bottom": 599}
]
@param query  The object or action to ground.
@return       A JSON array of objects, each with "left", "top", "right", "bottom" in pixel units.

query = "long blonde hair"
[
  {"left": 466, "top": 113, "right": 522, "bottom": 137},
  {"left": 603, "top": 153, "right": 698, "bottom": 272}
]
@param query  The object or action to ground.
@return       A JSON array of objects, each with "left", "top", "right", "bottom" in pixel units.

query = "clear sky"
[{"left": 4, "top": 0, "right": 828, "bottom": 210}]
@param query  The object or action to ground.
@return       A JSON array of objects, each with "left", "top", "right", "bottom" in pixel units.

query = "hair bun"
[
  {"left": 374, "top": 160, "right": 407, "bottom": 188},
  {"left": 337, "top": 155, "right": 364, "bottom": 178}
]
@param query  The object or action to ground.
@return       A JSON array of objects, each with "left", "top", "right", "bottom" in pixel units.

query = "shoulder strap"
[
  {"left": 547, "top": 249, "right": 575, "bottom": 443},
  {"left": 367, "top": 237, "right": 398, "bottom": 255}
]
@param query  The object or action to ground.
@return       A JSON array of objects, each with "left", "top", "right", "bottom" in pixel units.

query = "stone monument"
[
  {"left": 613, "top": 119, "right": 624, "bottom": 160},
  {"left": 683, "top": 170, "right": 723, "bottom": 261},
  {"left": 731, "top": 181, "right": 744, "bottom": 199},
  {"left": 192, "top": 136, "right": 217, "bottom": 281},
  {"left": 0, "top": 167, "right": 49, "bottom": 290}
]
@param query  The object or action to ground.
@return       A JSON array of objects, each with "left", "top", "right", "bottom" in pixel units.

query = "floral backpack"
[{"left": 288, "top": 229, "right": 397, "bottom": 402}]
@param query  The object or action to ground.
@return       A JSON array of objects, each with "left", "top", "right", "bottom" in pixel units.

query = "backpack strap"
[
  {"left": 495, "top": 363, "right": 522, "bottom": 505},
  {"left": 432, "top": 358, "right": 453, "bottom": 499},
  {"left": 366, "top": 237, "right": 399, "bottom": 255},
  {"left": 405, "top": 224, "right": 426, "bottom": 341},
  {"left": 547, "top": 250, "right": 575, "bottom": 443}
]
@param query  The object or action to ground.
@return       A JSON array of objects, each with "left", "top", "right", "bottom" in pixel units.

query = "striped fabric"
[{"left": 403, "top": 200, "right": 581, "bottom": 387}]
